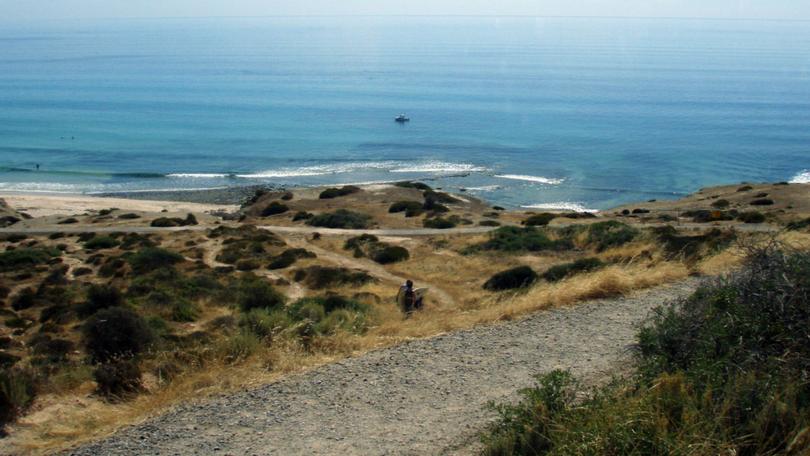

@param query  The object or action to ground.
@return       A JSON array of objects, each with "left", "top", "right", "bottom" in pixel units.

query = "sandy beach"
[{"left": 0, "top": 193, "right": 239, "bottom": 218}]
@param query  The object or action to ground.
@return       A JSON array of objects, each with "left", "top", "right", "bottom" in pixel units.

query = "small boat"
[{"left": 395, "top": 114, "right": 410, "bottom": 123}]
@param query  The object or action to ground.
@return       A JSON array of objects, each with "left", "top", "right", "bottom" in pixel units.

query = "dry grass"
[{"left": 10, "top": 229, "right": 781, "bottom": 454}]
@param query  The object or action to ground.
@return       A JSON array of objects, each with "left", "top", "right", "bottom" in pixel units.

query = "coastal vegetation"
[{"left": 482, "top": 246, "right": 810, "bottom": 455}]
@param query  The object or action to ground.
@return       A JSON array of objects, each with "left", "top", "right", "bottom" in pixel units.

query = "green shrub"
[
  {"left": 290, "top": 300, "right": 326, "bottom": 322},
  {"left": 711, "top": 199, "right": 730, "bottom": 209},
  {"left": 423, "top": 190, "right": 460, "bottom": 204},
  {"left": 292, "top": 211, "right": 313, "bottom": 221},
  {"left": 0, "top": 247, "right": 60, "bottom": 272},
  {"left": 786, "top": 217, "right": 810, "bottom": 231},
  {"left": 586, "top": 221, "right": 638, "bottom": 251},
  {"left": 319, "top": 185, "right": 360, "bottom": 199},
  {"left": 483, "top": 266, "right": 538, "bottom": 291},
  {"left": 117, "top": 213, "right": 141, "bottom": 220},
  {"left": 522, "top": 213, "right": 556, "bottom": 226},
  {"left": 344, "top": 234, "right": 379, "bottom": 250},
  {"left": 280, "top": 191, "right": 294, "bottom": 201},
  {"left": 423, "top": 217, "right": 456, "bottom": 229},
  {"left": 371, "top": 245, "right": 410, "bottom": 264},
  {"left": 541, "top": 257, "right": 605, "bottom": 282},
  {"left": 388, "top": 201, "right": 423, "bottom": 214},
  {"left": 219, "top": 331, "right": 261, "bottom": 364},
  {"left": 470, "top": 226, "right": 571, "bottom": 253},
  {"left": 239, "top": 308, "right": 289, "bottom": 339},
  {"left": 93, "top": 360, "right": 142, "bottom": 399},
  {"left": 315, "top": 309, "right": 360, "bottom": 335},
  {"left": 127, "top": 247, "right": 183, "bottom": 274},
  {"left": 83, "top": 308, "right": 154, "bottom": 363},
  {"left": 653, "top": 226, "right": 736, "bottom": 259},
  {"left": 737, "top": 185, "right": 753, "bottom": 192},
  {"left": 84, "top": 236, "right": 119, "bottom": 250},
  {"left": 236, "top": 259, "right": 261, "bottom": 271},
  {"left": 11, "top": 287, "right": 36, "bottom": 311},
  {"left": 267, "top": 248, "right": 316, "bottom": 270},
  {"left": 750, "top": 198, "right": 774, "bottom": 206},
  {"left": 144, "top": 290, "right": 199, "bottom": 322},
  {"left": 77, "top": 284, "right": 123, "bottom": 317},
  {"left": 293, "top": 266, "right": 374, "bottom": 289},
  {"left": 479, "top": 220, "right": 501, "bottom": 227},
  {"left": 737, "top": 211, "right": 765, "bottom": 223},
  {"left": 260, "top": 201, "right": 289, "bottom": 216},
  {"left": 0, "top": 367, "right": 37, "bottom": 430},
  {"left": 236, "top": 276, "right": 285, "bottom": 312},
  {"left": 395, "top": 181, "right": 432, "bottom": 191},
  {"left": 306, "top": 210, "right": 372, "bottom": 229}
]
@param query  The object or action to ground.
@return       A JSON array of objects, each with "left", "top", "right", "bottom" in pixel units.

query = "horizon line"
[{"left": 5, "top": 14, "right": 810, "bottom": 24}]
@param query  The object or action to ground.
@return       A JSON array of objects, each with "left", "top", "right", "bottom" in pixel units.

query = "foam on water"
[
  {"left": 521, "top": 202, "right": 598, "bottom": 213},
  {"left": 790, "top": 171, "right": 810, "bottom": 184},
  {"left": 495, "top": 175, "right": 564, "bottom": 185}
]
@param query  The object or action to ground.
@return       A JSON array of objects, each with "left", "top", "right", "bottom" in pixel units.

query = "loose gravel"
[{"left": 67, "top": 279, "right": 699, "bottom": 456}]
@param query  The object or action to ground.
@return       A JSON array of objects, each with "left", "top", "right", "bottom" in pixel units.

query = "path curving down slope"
[{"left": 66, "top": 279, "right": 700, "bottom": 456}]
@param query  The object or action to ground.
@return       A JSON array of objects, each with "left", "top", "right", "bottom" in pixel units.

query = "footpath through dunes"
[{"left": 66, "top": 279, "right": 700, "bottom": 456}]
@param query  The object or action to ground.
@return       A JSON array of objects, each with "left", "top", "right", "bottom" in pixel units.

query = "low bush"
[
  {"left": 423, "top": 189, "right": 460, "bottom": 204},
  {"left": 117, "top": 213, "right": 141, "bottom": 220},
  {"left": 235, "top": 259, "right": 261, "bottom": 271},
  {"left": 0, "top": 247, "right": 60, "bottom": 272},
  {"left": 0, "top": 367, "right": 37, "bottom": 430},
  {"left": 83, "top": 307, "right": 154, "bottom": 363},
  {"left": 395, "top": 181, "right": 432, "bottom": 191},
  {"left": 344, "top": 234, "right": 379, "bottom": 250},
  {"left": 479, "top": 220, "right": 501, "bottom": 227},
  {"left": 280, "top": 191, "right": 294, "bottom": 201},
  {"left": 786, "top": 217, "right": 810, "bottom": 231},
  {"left": 750, "top": 198, "right": 774, "bottom": 206},
  {"left": 236, "top": 276, "right": 285, "bottom": 312},
  {"left": 293, "top": 266, "right": 374, "bottom": 289},
  {"left": 654, "top": 226, "right": 736, "bottom": 259},
  {"left": 484, "top": 247, "right": 810, "bottom": 456},
  {"left": 219, "top": 331, "right": 261, "bottom": 364},
  {"left": 522, "top": 213, "right": 556, "bottom": 226},
  {"left": 737, "top": 211, "right": 765, "bottom": 223},
  {"left": 77, "top": 284, "right": 123, "bottom": 317},
  {"left": 470, "top": 226, "right": 571, "bottom": 253},
  {"left": 423, "top": 217, "right": 456, "bottom": 229},
  {"left": 260, "top": 201, "right": 289, "bottom": 216},
  {"left": 371, "top": 245, "right": 410, "bottom": 264},
  {"left": 239, "top": 308, "right": 288, "bottom": 339},
  {"left": 710, "top": 198, "right": 730, "bottom": 208},
  {"left": 319, "top": 185, "right": 360, "bottom": 199},
  {"left": 541, "top": 257, "right": 604, "bottom": 282},
  {"left": 93, "top": 360, "right": 142, "bottom": 399},
  {"left": 150, "top": 214, "right": 197, "bottom": 227},
  {"left": 267, "top": 248, "right": 316, "bottom": 270},
  {"left": 84, "top": 236, "right": 119, "bottom": 250},
  {"left": 292, "top": 211, "right": 312, "bottom": 221},
  {"left": 586, "top": 221, "right": 638, "bottom": 251},
  {"left": 561, "top": 212, "right": 596, "bottom": 219},
  {"left": 388, "top": 201, "right": 423, "bottom": 214},
  {"left": 737, "top": 185, "right": 753, "bottom": 192},
  {"left": 483, "top": 266, "right": 538, "bottom": 291},
  {"left": 57, "top": 217, "right": 79, "bottom": 225},
  {"left": 127, "top": 247, "right": 183, "bottom": 274},
  {"left": 306, "top": 210, "right": 372, "bottom": 229},
  {"left": 11, "top": 288, "right": 36, "bottom": 311}
]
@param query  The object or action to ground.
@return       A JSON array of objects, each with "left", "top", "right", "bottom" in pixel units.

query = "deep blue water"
[{"left": 1, "top": 17, "right": 809, "bottom": 210}]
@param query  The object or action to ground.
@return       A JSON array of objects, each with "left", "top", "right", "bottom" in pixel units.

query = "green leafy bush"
[
  {"left": 83, "top": 307, "right": 154, "bottom": 363},
  {"left": 344, "top": 234, "right": 379, "bottom": 250},
  {"left": 77, "top": 284, "right": 123, "bottom": 317},
  {"left": 84, "top": 236, "right": 119, "bottom": 250},
  {"left": 653, "top": 226, "right": 736, "bottom": 259},
  {"left": 483, "top": 266, "right": 538, "bottom": 291},
  {"left": 522, "top": 213, "right": 556, "bottom": 226},
  {"left": 469, "top": 226, "right": 571, "bottom": 253},
  {"left": 0, "top": 367, "right": 37, "bottom": 430},
  {"left": 93, "top": 360, "right": 142, "bottom": 399},
  {"left": 541, "top": 257, "right": 605, "bottom": 282},
  {"left": 127, "top": 247, "right": 183, "bottom": 274},
  {"left": 260, "top": 201, "right": 289, "bottom": 216},
  {"left": 737, "top": 211, "right": 765, "bottom": 223},
  {"left": 150, "top": 214, "right": 198, "bottom": 227},
  {"left": 371, "top": 245, "right": 410, "bottom": 264},
  {"left": 239, "top": 308, "right": 289, "bottom": 339},
  {"left": 306, "top": 210, "right": 372, "bottom": 229},
  {"left": 750, "top": 198, "right": 774, "bottom": 206},
  {"left": 423, "top": 217, "right": 456, "bottom": 229},
  {"left": 293, "top": 266, "right": 373, "bottom": 289},
  {"left": 388, "top": 201, "right": 423, "bottom": 214},
  {"left": 236, "top": 276, "right": 285, "bottom": 312},
  {"left": 479, "top": 220, "right": 501, "bottom": 227},
  {"left": 267, "top": 248, "right": 315, "bottom": 270},
  {"left": 235, "top": 259, "right": 261, "bottom": 271},
  {"left": 711, "top": 199, "right": 730, "bottom": 209},
  {"left": 586, "top": 221, "right": 638, "bottom": 251},
  {"left": 319, "top": 185, "right": 360, "bottom": 199},
  {"left": 394, "top": 181, "right": 432, "bottom": 191},
  {"left": 292, "top": 211, "right": 313, "bottom": 221},
  {"left": 0, "top": 247, "right": 60, "bottom": 272}
]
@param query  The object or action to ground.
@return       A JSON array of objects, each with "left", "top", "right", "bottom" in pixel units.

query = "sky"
[{"left": 1, "top": 0, "right": 809, "bottom": 21}]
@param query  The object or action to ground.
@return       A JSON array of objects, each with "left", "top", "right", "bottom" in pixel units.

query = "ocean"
[{"left": 0, "top": 16, "right": 809, "bottom": 210}]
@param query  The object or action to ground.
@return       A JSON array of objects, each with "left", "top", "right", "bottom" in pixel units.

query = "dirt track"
[{"left": 65, "top": 279, "right": 699, "bottom": 456}]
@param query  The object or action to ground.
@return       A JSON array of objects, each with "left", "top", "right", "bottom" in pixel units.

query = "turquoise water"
[{"left": 1, "top": 17, "right": 809, "bottom": 209}]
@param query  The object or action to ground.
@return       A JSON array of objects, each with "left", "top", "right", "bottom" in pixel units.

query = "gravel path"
[{"left": 66, "top": 279, "right": 699, "bottom": 456}]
